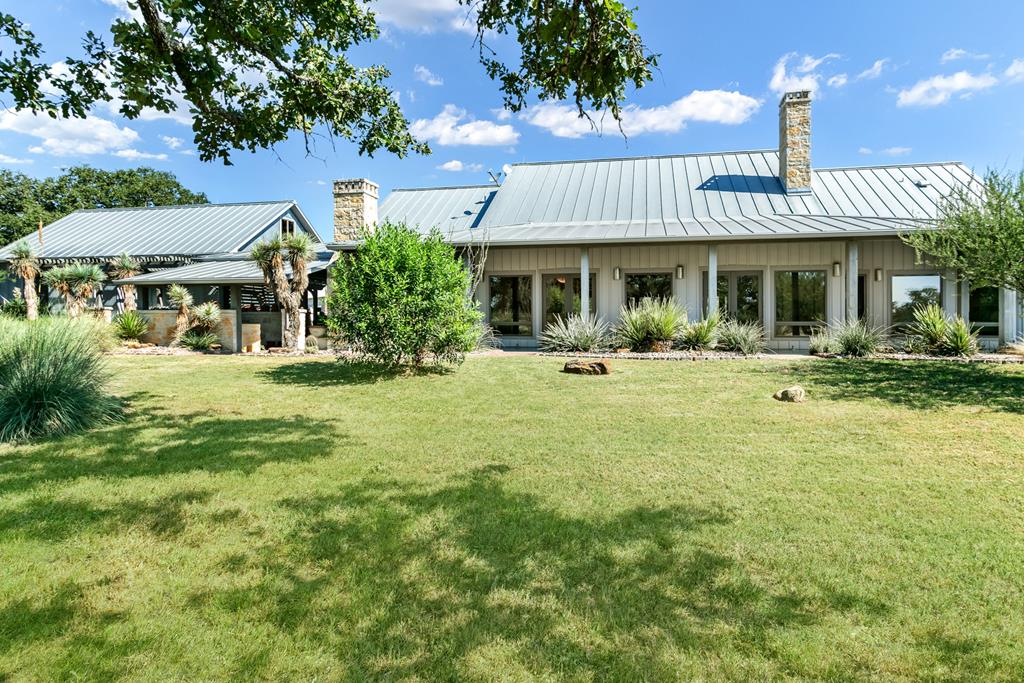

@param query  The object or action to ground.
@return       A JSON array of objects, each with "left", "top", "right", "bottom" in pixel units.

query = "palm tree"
[
  {"left": 8, "top": 242, "right": 40, "bottom": 320},
  {"left": 108, "top": 253, "right": 142, "bottom": 312},
  {"left": 250, "top": 237, "right": 299, "bottom": 349},
  {"left": 68, "top": 263, "right": 107, "bottom": 315},
  {"left": 43, "top": 265, "right": 77, "bottom": 317},
  {"left": 167, "top": 284, "right": 193, "bottom": 343}
]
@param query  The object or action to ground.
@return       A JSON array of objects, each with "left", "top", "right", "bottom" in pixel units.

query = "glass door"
[
  {"left": 703, "top": 271, "right": 762, "bottom": 323},
  {"left": 543, "top": 273, "right": 596, "bottom": 325}
]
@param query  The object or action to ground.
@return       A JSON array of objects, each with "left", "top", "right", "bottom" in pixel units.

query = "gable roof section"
[
  {"left": 371, "top": 151, "right": 977, "bottom": 246},
  {"left": 379, "top": 185, "right": 496, "bottom": 236},
  {"left": 0, "top": 200, "right": 317, "bottom": 261}
]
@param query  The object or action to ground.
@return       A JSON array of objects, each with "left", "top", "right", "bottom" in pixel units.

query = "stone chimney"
[
  {"left": 778, "top": 90, "right": 812, "bottom": 195},
  {"left": 332, "top": 178, "right": 379, "bottom": 242}
]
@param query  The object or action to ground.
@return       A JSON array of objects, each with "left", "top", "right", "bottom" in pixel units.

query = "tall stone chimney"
[
  {"left": 778, "top": 90, "right": 812, "bottom": 195},
  {"left": 332, "top": 178, "right": 379, "bottom": 242}
]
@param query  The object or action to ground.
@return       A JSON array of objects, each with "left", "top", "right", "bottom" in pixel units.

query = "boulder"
[
  {"left": 773, "top": 385, "right": 807, "bottom": 403},
  {"left": 563, "top": 360, "right": 612, "bottom": 375}
]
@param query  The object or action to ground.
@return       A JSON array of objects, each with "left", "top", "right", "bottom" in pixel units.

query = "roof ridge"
[
  {"left": 389, "top": 184, "right": 497, "bottom": 192},
  {"left": 814, "top": 161, "right": 966, "bottom": 172},
  {"left": 509, "top": 149, "right": 778, "bottom": 167},
  {"left": 73, "top": 200, "right": 296, "bottom": 213}
]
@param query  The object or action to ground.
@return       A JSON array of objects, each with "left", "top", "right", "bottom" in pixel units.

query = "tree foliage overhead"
[
  {"left": 903, "top": 169, "right": 1024, "bottom": 294},
  {"left": 0, "top": 1, "right": 656, "bottom": 163},
  {"left": 0, "top": 166, "right": 207, "bottom": 245}
]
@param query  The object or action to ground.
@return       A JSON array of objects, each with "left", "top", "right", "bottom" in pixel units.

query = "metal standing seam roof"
[
  {"left": 380, "top": 184, "right": 497, "bottom": 235},
  {"left": 374, "top": 150, "right": 979, "bottom": 246},
  {"left": 0, "top": 200, "right": 317, "bottom": 261},
  {"left": 115, "top": 256, "right": 335, "bottom": 286}
]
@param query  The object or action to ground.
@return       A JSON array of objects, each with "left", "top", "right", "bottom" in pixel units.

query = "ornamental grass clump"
[
  {"left": 539, "top": 314, "right": 612, "bottom": 352},
  {"left": 0, "top": 316, "right": 121, "bottom": 443},
  {"left": 178, "top": 330, "right": 220, "bottom": 351},
  {"left": 676, "top": 312, "right": 720, "bottom": 352},
  {"left": 832, "top": 320, "right": 886, "bottom": 357},
  {"left": 614, "top": 298, "right": 686, "bottom": 351},
  {"left": 716, "top": 319, "right": 766, "bottom": 355},
  {"left": 808, "top": 327, "right": 838, "bottom": 356}
]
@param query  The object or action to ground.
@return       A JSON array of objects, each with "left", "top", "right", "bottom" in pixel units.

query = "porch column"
[
  {"left": 1000, "top": 287, "right": 1019, "bottom": 345},
  {"left": 846, "top": 241, "right": 859, "bottom": 322},
  {"left": 941, "top": 269, "right": 958, "bottom": 319},
  {"left": 579, "top": 246, "right": 590, "bottom": 321},
  {"left": 706, "top": 244, "right": 718, "bottom": 317},
  {"left": 230, "top": 285, "right": 243, "bottom": 352}
]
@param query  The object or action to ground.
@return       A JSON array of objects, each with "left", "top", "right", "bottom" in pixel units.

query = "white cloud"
[
  {"left": 881, "top": 146, "right": 912, "bottom": 156},
  {"left": 100, "top": 0, "right": 142, "bottom": 21},
  {"left": 0, "top": 109, "right": 139, "bottom": 156},
  {"left": 437, "top": 159, "right": 483, "bottom": 172},
  {"left": 414, "top": 65, "right": 443, "bottom": 86},
  {"left": 827, "top": 74, "right": 848, "bottom": 88},
  {"left": 1005, "top": 59, "right": 1024, "bottom": 83},
  {"left": 896, "top": 70, "right": 998, "bottom": 107},
  {"left": 113, "top": 149, "right": 169, "bottom": 161},
  {"left": 0, "top": 153, "right": 32, "bottom": 164},
  {"left": 769, "top": 52, "right": 841, "bottom": 95},
  {"left": 160, "top": 135, "right": 184, "bottom": 150},
  {"left": 371, "top": 0, "right": 476, "bottom": 33},
  {"left": 521, "top": 90, "right": 761, "bottom": 139},
  {"left": 858, "top": 147, "right": 873, "bottom": 155},
  {"left": 857, "top": 58, "right": 889, "bottom": 80},
  {"left": 104, "top": 90, "right": 194, "bottom": 126},
  {"left": 941, "top": 48, "right": 989, "bottom": 63},
  {"left": 411, "top": 105, "right": 519, "bottom": 146},
  {"left": 491, "top": 108, "right": 512, "bottom": 121},
  {"left": 501, "top": 163, "right": 513, "bottom": 177}
]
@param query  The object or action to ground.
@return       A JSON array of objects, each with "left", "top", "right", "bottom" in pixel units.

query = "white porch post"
[
  {"left": 1000, "top": 287, "right": 1019, "bottom": 345},
  {"left": 707, "top": 244, "right": 718, "bottom": 317},
  {"left": 846, "top": 241, "right": 859, "bottom": 322},
  {"left": 230, "top": 285, "right": 243, "bottom": 352},
  {"left": 580, "top": 247, "right": 590, "bottom": 321},
  {"left": 941, "top": 269, "right": 958, "bottom": 319}
]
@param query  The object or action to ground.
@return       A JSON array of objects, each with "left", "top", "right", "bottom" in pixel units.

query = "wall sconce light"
[
  {"left": 874, "top": 268, "right": 883, "bottom": 282},
  {"left": 613, "top": 267, "right": 621, "bottom": 281},
  {"left": 832, "top": 262, "right": 842, "bottom": 277},
  {"left": 675, "top": 265, "right": 685, "bottom": 279}
]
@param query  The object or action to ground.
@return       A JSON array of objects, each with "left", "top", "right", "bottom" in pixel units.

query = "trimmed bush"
[
  {"left": 717, "top": 319, "right": 766, "bottom": 355},
  {"left": 614, "top": 298, "right": 686, "bottom": 351},
  {"left": 676, "top": 312, "right": 720, "bottom": 351},
  {"left": 832, "top": 320, "right": 886, "bottom": 357},
  {"left": 179, "top": 330, "right": 220, "bottom": 351},
  {"left": 808, "top": 327, "right": 838, "bottom": 356},
  {"left": 539, "top": 314, "right": 612, "bottom": 352},
  {"left": 0, "top": 317, "right": 121, "bottom": 443},
  {"left": 112, "top": 310, "right": 149, "bottom": 341}
]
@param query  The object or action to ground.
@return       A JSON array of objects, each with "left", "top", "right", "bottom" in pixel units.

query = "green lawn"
[{"left": 1, "top": 354, "right": 1023, "bottom": 681}]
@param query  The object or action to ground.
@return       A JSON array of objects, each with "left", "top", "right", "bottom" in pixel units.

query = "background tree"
[
  {"left": 903, "top": 169, "right": 1024, "bottom": 293},
  {"left": 109, "top": 253, "right": 142, "bottom": 312},
  {"left": 7, "top": 242, "right": 39, "bottom": 320},
  {"left": 250, "top": 234, "right": 315, "bottom": 351},
  {"left": 1, "top": 166, "right": 207, "bottom": 245},
  {"left": 326, "top": 223, "right": 483, "bottom": 367},
  {"left": 0, "top": 1, "right": 656, "bottom": 164}
]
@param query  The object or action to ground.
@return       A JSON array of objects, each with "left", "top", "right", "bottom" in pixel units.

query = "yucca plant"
[
  {"left": 905, "top": 304, "right": 948, "bottom": 353},
  {"left": 677, "top": 312, "right": 720, "bottom": 351},
  {"left": 717, "top": 319, "right": 766, "bottom": 355},
  {"left": 112, "top": 309, "right": 150, "bottom": 341},
  {"left": 0, "top": 316, "right": 121, "bottom": 443},
  {"left": 941, "top": 316, "right": 980, "bottom": 356},
  {"left": 614, "top": 298, "right": 686, "bottom": 351},
  {"left": 539, "top": 314, "right": 612, "bottom": 352},
  {"left": 832, "top": 320, "right": 887, "bottom": 357},
  {"left": 189, "top": 301, "right": 222, "bottom": 332},
  {"left": 108, "top": 253, "right": 142, "bottom": 311},
  {"left": 178, "top": 330, "right": 220, "bottom": 351},
  {"left": 808, "top": 326, "right": 838, "bottom": 355},
  {"left": 167, "top": 284, "right": 193, "bottom": 342},
  {"left": 43, "top": 263, "right": 106, "bottom": 317},
  {"left": 8, "top": 242, "right": 40, "bottom": 320}
]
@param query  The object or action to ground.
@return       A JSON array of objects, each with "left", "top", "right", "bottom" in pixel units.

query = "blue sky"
[{"left": 3, "top": 0, "right": 1024, "bottom": 239}]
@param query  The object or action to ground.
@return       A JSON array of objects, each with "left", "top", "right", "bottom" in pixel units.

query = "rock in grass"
[
  {"left": 773, "top": 385, "right": 806, "bottom": 403},
  {"left": 563, "top": 360, "right": 611, "bottom": 375}
]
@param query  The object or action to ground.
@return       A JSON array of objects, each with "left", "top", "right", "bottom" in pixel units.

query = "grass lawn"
[{"left": 1, "top": 354, "right": 1023, "bottom": 681}]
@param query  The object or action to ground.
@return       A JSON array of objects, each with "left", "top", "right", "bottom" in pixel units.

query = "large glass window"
[
  {"left": 703, "top": 272, "right": 761, "bottom": 323},
  {"left": 543, "top": 274, "right": 596, "bottom": 325},
  {"left": 891, "top": 274, "right": 941, "bottom": 328},
  {"left": 774, "top": 270, "right": 826, "bottom": 336},
  {"left": 625, "top": 272, "right": 672, "bottom": 304},
  {"left": 857, "top": 274, "right": 866, "bottom": 320},
  {"left": 489, "top": 275, "right": 533, "bottom": 336},
  {"left": 969, "top": 286, "right": 999, "bottom": 336}
]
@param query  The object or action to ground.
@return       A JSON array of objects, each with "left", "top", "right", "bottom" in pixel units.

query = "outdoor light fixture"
[
  {"left": 675, "top": 265, "right": 685, "bottom": 279},
  {"left": 613, "top": 267, "right": 621, "bottom": 280},
  {"left": 832, "top": 262, "right": 842, "bottom": 277},
  {"left": 874, "top": 268, "right": 883, "bottom": 282}
]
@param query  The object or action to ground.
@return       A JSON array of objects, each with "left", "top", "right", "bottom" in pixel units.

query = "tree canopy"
[
  {"left": 903, "top": 169, "right": 1024, "bottom": 294},
  {"left": 0, "top": 1, "right": 657, "bottom": 163},
  {"left": 0, "top": 166, "right": 207, "bottom": 245}
]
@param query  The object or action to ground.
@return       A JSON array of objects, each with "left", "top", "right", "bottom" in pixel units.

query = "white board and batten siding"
[{"left": 479, "top": 237, "right": 981, "bottom": 351}]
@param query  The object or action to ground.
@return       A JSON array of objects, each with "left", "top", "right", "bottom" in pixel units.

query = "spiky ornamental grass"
[
  {"left": 717, "top": 319, "right": 767, "bottom": 355},
  {"left": 112, "top": 310, "right": 150, "bottom": 340},
  {"left": 676, "top": 312, "right": 720, "bottom": 351},
  {"left": 832, "top": 320, "right": 887, "bottom": 358},
  {"left": 0, "top": 317, "right": 121, "bottom": 443},
  {"left": 538, "top": 314, "right": 612, "bottom": 352},
  {"left": 614, "top": 298, "right": 687, "bottom": 351}
]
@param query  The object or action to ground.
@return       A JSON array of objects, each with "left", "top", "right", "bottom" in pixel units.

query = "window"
[
  {"left": 891, "top": 274, "right": 940, "bottom": 329},
  {"left": 702, "top": 271, "right": 762, "bottom": 323},
  {"left": 857, "top": 274, "right": 866, "bottom": 320},
  {"left": 489, "top": 275, "right": 533, "bottom": 336},
  {"left": 625, "top": 272, "right": 672, "bottom": 304},
  {"left": 774, "top": 270, "right": 826, "bottom": 336},
  {"left": 280, "top": 218, "right": 296, "bottom": 237},
  {"left": 969, "top": 286, "right": 999, "bottom": 336},
  {"left": 543, "top": 274, "right": 596, "bottom": 325}
]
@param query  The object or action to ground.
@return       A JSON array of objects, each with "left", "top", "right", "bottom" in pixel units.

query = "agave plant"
[
  {"left": 109, "top": 253, "right": 142, "bottom": 311},
  {"left": 539, "top": 314, "right": 612, "bottom": 352},
  {"left": 178, "top": 330, "right": 220, "bottom": 351},
  {"left": 7, "top": 242, "right": 40, "bottom": 320}
]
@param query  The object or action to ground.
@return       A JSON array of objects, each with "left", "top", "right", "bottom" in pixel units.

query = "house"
[
  {"left": 329, "top": 90, "right": 1022, "bottom": 350},
  {"left": 0, "top": 200, "right": 333, "bottom": 351}
]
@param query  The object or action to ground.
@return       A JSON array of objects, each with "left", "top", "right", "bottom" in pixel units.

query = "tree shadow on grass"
[
  {"left": 186, "top": 466, "right": 888, "bottom": 679},
  {"left": 256, "top": 358, "right": 453, "bottom": 387},
  {"left": 789, "top": 359, "right": 1024, "bottom": 414}
]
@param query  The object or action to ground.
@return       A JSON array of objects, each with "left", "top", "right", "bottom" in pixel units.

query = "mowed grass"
[{"left": 1, "top": 354, "right": 1023, "bottom": 681}]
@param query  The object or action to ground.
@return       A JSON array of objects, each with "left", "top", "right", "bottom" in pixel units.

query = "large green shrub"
[
  {"left": 539, "top": 314, "right": 612, "bottom": 352},
  {"left": 717, "top": 319, "right": 766, "bottom": 355},
  {"left": 326, "top": 223, "right": 482, "bottom": 366},
  {"left": 0, "top": 317, "right": 121, "bottom": 442},
  {"left": 614, "top": 298, "right": 686, "bottom": 351}
]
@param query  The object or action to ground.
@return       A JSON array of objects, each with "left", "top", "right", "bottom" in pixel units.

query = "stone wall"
[
  {"left": 778, "top": 91, "right": 812, "bottom": 194},
  {"left": 139, "top": 309, "right": 239, "bottom": 351},
  {"left": 333, "top": 178, "right": 379, "bottom": 242}
]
